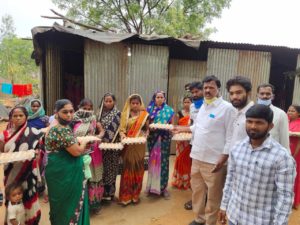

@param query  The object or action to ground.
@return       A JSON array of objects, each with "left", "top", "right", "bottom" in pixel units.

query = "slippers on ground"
[{"left": 184, "top": 200, "right": 193, "bottom": 210}]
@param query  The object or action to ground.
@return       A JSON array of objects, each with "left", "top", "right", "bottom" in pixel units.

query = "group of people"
[
  {"left": 0, "top": 91, "right": 178, "bottom": 225},
  {"left": 176, "top": 75, "right": 299, "bottom": 225},
  {"left": 0, "top": 74, "right": 299, "bottom": 225}
]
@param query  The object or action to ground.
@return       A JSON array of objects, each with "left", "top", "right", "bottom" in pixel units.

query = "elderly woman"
[
  {"left": 0, "top": 106, "right": 44, "bottom": 225},
  {"left": 45, "top": 99, "right": 91, "bottom": 225}
]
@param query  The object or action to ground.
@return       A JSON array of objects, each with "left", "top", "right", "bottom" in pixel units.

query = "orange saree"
[
  {"left": 172, "top": 115, "right": 192, "bottom": 190},
  {"left": 119, "top": 111, "right": 148, "bottom": 205}
]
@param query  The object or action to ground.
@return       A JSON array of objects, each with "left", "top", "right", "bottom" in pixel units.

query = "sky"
[{"left": 1, "top": 0, "right": 300, "bottom": 48}]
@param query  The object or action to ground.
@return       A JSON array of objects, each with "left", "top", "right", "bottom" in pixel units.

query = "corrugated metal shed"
[
  {"left": 293, "top": 54, "right": 300, "bottom": 104},
  {"left": 168, "top": 59, "right": 207, "bottom": 111},
  {"left": 84, "top": 40, "right": 169, "bottom": 108},
  {"left": 127, "top": 44, "right": 169, "bottom": 105},
  {"left": 84, "top": 40, "right": 128, "bottom": 109},
  {"left": 44, "top": 42, "right": 63, "bottom": 114},
  {"left": 207, "top": 48, "right": 271, "bottom": 101}
]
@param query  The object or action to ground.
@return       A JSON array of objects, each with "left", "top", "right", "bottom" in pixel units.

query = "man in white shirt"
[
  {"left": 226, "top": 76, "right": 254, "bottom": 146},
  {"left": 256, "top": 83, "right": 290, "bottom": 151},
  {"left": 175, "top": 75, "right": 235, "bottom": 225}
]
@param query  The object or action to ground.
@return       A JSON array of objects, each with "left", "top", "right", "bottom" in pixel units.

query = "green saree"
[{"left": 45, "top": 126, "right": 90, "bottom": 225}]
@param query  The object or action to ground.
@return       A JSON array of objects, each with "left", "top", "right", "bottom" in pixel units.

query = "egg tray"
[
  {"left": 0, "top": 150, "right": 35, "bottom": 164},
  {"left": 172, "top": 133, "right": 192, "bottom": 141},
  {"left": 149, "top": 123, "right": 174, "bottom": 130},
  {"left": 99, "top": 143, "right": 124, "bottom": 150}
]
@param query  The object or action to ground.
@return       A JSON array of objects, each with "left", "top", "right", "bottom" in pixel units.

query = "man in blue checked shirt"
[{"left": 219, "top": 104, "right": 296, "bottom": 225}]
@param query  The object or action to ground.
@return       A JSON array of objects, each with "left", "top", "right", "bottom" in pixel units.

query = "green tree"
[
  {"left": 0, "top": 14, "right": 16, "bottom": 40},
  {"left": 52, "top": 0, "right": 231, "bottom": 38},
  {"left": 0, "top": 38, "right": 39, "bottom": 94},
  {"left": 0, "top": 15, "right": 39, "bottom": 94}
]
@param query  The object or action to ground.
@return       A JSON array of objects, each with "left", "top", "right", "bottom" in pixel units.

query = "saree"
[
  {"left": 289, "top": 118, "right": 300, "bottom": 207},
  {"left": 172, "top": 114, "right": 192, "bottom": 190},
  {"left": 146, "top": 94, "right": 174, "bottom": 195},
  {"left": 119, "top": 94, "right": 148, "bottom": 205},
  {"left": 72, "top": 110, "right": 103, "bottom": 211},
  {"left": 2, "top": 122, "right": 43, "bottom": 225},
  {"left": 45, "top": 126, "right": 89, "bottom": 225},
  {"left": 98, "top": 97, "right": 121, "bottom": 199}
]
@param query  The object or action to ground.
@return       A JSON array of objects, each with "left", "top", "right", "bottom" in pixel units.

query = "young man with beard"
[
  {"left": 189, "top": 82, "right": 204, "bottom": 127},
  {"left": 219, "top": 104, "right": 296, "bottom": 225},
  {"left": 175, "top": 75, "right": 235, "bottom": 225},
  {"left": 184, "top": 81, "right": 204, "bottom": 210},
  {"left": 257, "top": 83, "right": 290, "bottom": 151},
  {"left": 226, "top": 76, "right": 254, "bottom": 146}
]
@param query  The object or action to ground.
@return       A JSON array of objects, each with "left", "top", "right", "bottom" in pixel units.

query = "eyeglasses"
[{"left": 60, "top": 110, "right": 75, "bottom": 114}]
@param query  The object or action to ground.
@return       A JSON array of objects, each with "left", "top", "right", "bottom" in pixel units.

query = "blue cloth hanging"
[{"left": 1, "top": 83, "right": 13, "bottom": 94}]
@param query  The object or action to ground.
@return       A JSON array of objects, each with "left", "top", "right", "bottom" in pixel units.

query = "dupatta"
[
  {"left": 147, "top": 91, "right": 174, "bottom": 124},
  {"left": 97, "top": 95, "right": 121, "bottom": 142}
]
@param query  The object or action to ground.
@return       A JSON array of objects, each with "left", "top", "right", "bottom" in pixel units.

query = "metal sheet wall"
[
  {"left": 84, "top": 40, "right": 128, "bottom": 109},
  {"left": 127, "top": 44, "right": 169, "bottom": 105},
  {"left": 292, "top": 54, "right": 300, "bottom": 104},
  {"left": 207, "top": 48, "right": 271, "bottom": 101},
  {"left": 168, "top": 59, "right": 207, "bottom": 111},
  {"left": 44, "top": 42, "right": 62, "bottom": 114}
]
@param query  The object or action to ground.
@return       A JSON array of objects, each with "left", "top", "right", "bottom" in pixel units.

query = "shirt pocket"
[{"left": 203, "top": 116, "right": 224, "bottom": 132}]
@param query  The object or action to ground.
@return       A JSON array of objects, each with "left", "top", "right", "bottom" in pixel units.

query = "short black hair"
[
  {"left": 202, "top": 75, "right": 221, "bottom": 88},
  {"left": 246, "top": 104, "right": 273, "bottom": 123},
  {"left": 189, "top": 82, "right": 203, "bottom": 91},
  {"left": 257, "top": 83, "right": 275, "bottom": 93},
  {"left": 226, "top": 76, "right": 252, "bottom": 92},
  {"left": 5, "top": 182, "right": 23, "bottom": 201}
]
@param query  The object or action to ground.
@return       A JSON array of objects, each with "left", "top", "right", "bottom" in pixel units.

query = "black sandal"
[{"left": 184, "top": 200, "right": 193, "bottom": 210}]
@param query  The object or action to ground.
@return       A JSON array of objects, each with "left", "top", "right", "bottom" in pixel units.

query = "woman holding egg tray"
[
  {"left": 118, "top": 94, "right": 149, "bottom": 206},
  {"left": 146, "top": 91, "right": 174, "bottom": 199},
  {"left": 97, "top": 93, "right": 121, "bottom": 202}
]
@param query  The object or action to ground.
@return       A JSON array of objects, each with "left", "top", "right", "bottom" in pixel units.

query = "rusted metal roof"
[{"left": 31, "top": 23, "right": 201, "bottom": 49}]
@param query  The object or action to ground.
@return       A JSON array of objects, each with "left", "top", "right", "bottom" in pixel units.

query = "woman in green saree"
[{"left": 45, "top": 99, "right": 90, "bottom": 225}]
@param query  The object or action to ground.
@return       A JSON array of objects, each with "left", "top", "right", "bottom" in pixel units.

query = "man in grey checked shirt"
[{"left": 219, "top": 104, "right": 296, "bottom": 225}]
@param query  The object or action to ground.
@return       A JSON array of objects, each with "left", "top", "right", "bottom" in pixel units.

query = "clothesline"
[{"left": 0, "top": 82, "right": 33, "bottom": 97}]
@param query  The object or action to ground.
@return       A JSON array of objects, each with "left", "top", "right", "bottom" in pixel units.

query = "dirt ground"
[
  {"left": 1, "top": 119, "right": 300, "bottom": 225},
  {"left": 1, "top": 159, "right": 300, "bottom": 225}
]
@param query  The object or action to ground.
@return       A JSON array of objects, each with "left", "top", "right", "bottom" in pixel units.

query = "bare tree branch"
[{"left": 45, "top": 9, "right": 115, "bottom": 32}]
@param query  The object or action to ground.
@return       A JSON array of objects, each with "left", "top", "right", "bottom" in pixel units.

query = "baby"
[{"left": 5, "top": 183, "right": 25, "bottom": 225}]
